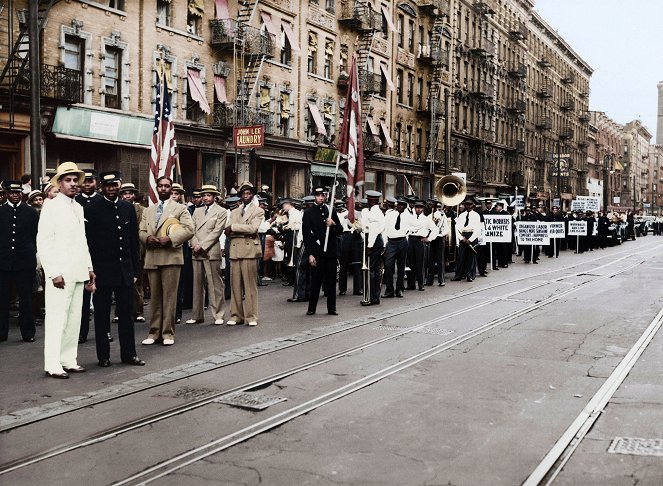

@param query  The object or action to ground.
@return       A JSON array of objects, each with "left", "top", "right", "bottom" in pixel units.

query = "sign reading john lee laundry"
[
  {"left": 233, "top": 125, "right": 264, "bottom": 149},
  {"left": 483, "top": 215, "right": 513, "bottom": 243}
]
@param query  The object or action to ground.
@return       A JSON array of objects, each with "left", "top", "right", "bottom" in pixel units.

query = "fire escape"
[
  {"left": 339, "top": 1, "right": 380, "bottom": 153},
  {"left": 0, "top": 0, "right": 81, "bottom": 128},
  {"left": 209, "top": 0, "right": 275, "bottom": 130},
  {"left": 418, "top": 0, "right": 451, "bottom": 178}
]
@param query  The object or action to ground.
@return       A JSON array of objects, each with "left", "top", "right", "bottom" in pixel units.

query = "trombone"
[
  {"left": 361, "top": 232, "right": 371, "bottom": 304},
  {"left": 287, "top": 229, "right": 297, "bottom": 267}
]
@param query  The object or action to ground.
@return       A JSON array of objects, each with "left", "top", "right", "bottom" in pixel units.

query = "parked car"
[{"left": 606, "top": 222, "right": 624, "bottom": 246}]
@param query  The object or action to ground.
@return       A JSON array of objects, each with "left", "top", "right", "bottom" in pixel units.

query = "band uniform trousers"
[
  {"left": 0, "top": 268, "right": 35, "bottom": 340},
  {"left": 230, "top": 257, "right": 259, "bottom": 323},
  {"left": 427, "top": 238, "right": 446, "bottom": 285},
  {"left": 293, "top": 248, "right": 310, "bottom": 300},
  {"left": 134, "top": 261, "right": 145, "bottom": 318},
  {"left": 455, "top": 236, "right": 476, "bottom": 280},
  {"left": 191, "top": 258, "right": 224, "bottom": 321},
  {"left": 308, "top": 257, "right": 337, "bottom": 313},
  {"left": 44, "top": 280, "right": 84, "bottom": 373},
  {"left": 79, "top": 288, "right": 92, "bottom": 340},
  {"left": 367, "top": 235, "right": 384, "bottom": 303},
  {"left": 93, "top": 284, "right": 136, "bottom": 361},
  {"left": 383, "top": 237, "right": 407, "bottom": 295},
  {"left": 146, "top": 265, "right": 181, "bottom": 341},
  {"left": 406, "top": 236, "right": 425, "bottom": 288},
  {"left": 338, "top": 232, "right": 361, "bottom": 294}
]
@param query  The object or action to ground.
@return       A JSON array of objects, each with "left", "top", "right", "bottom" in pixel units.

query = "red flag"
[
  {"left": 149, "top": 65, "right": 178, "bottom": 205},
  {"left": 338, "top": 54, "right": 364, "bottom": 223}
]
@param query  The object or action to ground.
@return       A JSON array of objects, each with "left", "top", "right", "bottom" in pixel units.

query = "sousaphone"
[{"left": 435, "top": 174, "right": 466, "bottom": 207}]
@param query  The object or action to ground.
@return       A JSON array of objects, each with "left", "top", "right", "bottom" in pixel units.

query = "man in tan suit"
[
  {"left": 187, "top": 184, "right": 228, "bottom": 325},
  {"left": 224, "top": 181, "right": 263, "bottom": 326},
  {"left": 139, "top": 176, "right": 194, "bottom": 345}
]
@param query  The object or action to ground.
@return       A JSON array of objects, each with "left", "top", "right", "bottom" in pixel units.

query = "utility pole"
[
  {"left": 556, "top": 138, "right": 561, "bottom": 201},
  {"left": 29, "top": 2, "right": 42, "bottom": 188},
  {"left": 603, "top": 153, "right": 610, "bottom": 211}
]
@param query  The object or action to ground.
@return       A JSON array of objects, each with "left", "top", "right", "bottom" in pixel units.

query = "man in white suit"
[
  {"left": 187, "top": 184, "right": 228, "bottom": 325},
  {"left": 37, "top": 162, "right": 96, "bottom": 378}
]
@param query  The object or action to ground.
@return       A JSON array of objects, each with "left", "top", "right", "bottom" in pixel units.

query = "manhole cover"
[
  {"left": 608, "top": 437, "right": 663, "bottom": 457},
  {"left": 214, "top": 391, "right": 287, "bottom": 411},
  {"left": 373, "top": 324, "right": 454, "bottom": 336},
  {"left": 155, "top": 386, "right": 218, "bottom": 400}
]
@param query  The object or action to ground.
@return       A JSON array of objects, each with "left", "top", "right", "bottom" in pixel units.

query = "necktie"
[
  {"left": 464, "top": 213, "right": 470, "bottom": 227},
  {"left": 156, "top": 201, "right": 164, "bottom": 225},
  {"left": 241, "top": 204, "right": 246, "bottom": 217},
  {"left": 395, "top": 212, "right": 401, "bottom": 231},
  {"left": 205, "top": 205, "right": 209, "bottom": 215}
]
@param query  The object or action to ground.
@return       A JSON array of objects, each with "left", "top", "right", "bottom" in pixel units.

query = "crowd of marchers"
[{"left": 2, "top": 163, "right": 659, "bottom": 378}]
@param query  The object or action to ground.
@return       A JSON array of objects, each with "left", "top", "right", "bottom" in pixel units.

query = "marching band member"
[
  {"left": 427, "top": 202, "right": 449, "bottom": 286},
  {"left": 451, "top": 197, "right": 481, "bottom": 282},
  {"left": 382, "top": 197, "right": 412, "bottom": 298},
  {"left": 407, "top": 200, "right": 438, "bottom": 291},
  {"left": 361, "top": 191, "right": 385, "bottom": 306}
]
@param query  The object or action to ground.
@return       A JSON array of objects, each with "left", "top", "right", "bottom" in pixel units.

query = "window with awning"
[
  {"left": 308, "top": 102, "right": 327, "bottom": 136},
  {"left": 187, "top": 68, "right": 211, "bottom": 114},
  {"left": 188, "top": 0, "right": 204, "bottom": 16},
  {"left": 381, "top": 5, "right": 397, "bottom": 33},
  {"left": 366, "top": 116, "right": 379, "bottom": 136},
  {"left": 214, "top": 75, "right": 227, "bottom": 103},
  {"left": 379, "top": 119, "right": 394, "bottom": 148},
  {"left": 215, "top": 0, "right": 230, "bottom": 19},
  {"left": 282, "top": 22, "right": 299, "bottom": 52},
  {"left": 280, "top": 92, "right": 290, "bottom": 119},
  {"left": 379, "top": 64, "right": 395, "bottom": 91},
  {"left": 308, "top": 32, "right": 318, "bottom": 55},
  {"left": 260, "top": 12, "right": 279, "bottom": 37},
  {"left": 260, "top": 86, "right": 271, "bottom": 111}
]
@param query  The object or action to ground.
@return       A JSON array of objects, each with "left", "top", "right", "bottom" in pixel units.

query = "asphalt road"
[{"left": 2, "top": 236, "right": 663, "bottom": 485}]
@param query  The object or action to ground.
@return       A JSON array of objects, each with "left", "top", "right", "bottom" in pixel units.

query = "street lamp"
[{"left": 603, "top": 153, "right": 612, "bottom": 212}]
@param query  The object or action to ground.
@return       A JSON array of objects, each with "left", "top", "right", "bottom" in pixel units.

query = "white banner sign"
[
  {"left": 548, "top": 222, "right": 566, "bottom": 238},
  {"left": 516, "top": 222, "right": 550, "bottom": 245},
  {"left": 515, "top": 195, "right": 525, "bottom": 209},
  {"left": 567, "top": 220, "right": 588, "bottom": 236},
  {"left": 571, "top": 196, "right": 601, "bottom": 212},
  {"left": 483, "top": 215, "right": 513, "bottom": 243}
]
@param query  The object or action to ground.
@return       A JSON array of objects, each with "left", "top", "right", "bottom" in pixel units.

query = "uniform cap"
[
  {"left": 365, "top": 190, "right": 382, "bottom": 199},
  {"left": 312, "top": 186, "right": 326, "bottom": 195},
  {"left": 385, "top": 196, "right": 397, "bottom": 204},
  {"left": 83, "top": 169, "right": 98, "bottom": 180},
  {"left": 99, "top": 170, "right": 122, "bottom": 185},
  {"left": 191, "top": 188, "right": 202, "bottom": 197},
  {"left": 302, "top": 195, "right": 316, "bottom": 203},
  {"left": 3, "top": 180, "right": 22, "bottom": 192},
  {"left": 414, "top": 200, "right": 426, "bottom": 207},
  {"left": 27, "top": 189, "right": 44, "bottom": 202}
]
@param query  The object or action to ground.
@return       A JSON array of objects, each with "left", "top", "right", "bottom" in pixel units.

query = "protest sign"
[
  {"left": 516, "top": 222, "right": 550, "bottom": 245},
  {"left": 483, "top": 215, "right": 513, "bottom": 243},
  {"left": 548, "top": 222, "right": 566, "bottom": 239},
  {"left": 567, "top": 220, "right": 587, "bottom": 236}
]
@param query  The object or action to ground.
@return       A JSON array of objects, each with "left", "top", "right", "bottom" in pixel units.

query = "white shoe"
[
  {"left": 163, "top": 338, "right": 174, "bottom": 345},
  {"left": 141, "top": 338, "right": 155, "bottom": 345},
  {"left": 214, "top": 319, "right": 224, "bottom": 325},
  {"left": 185, "top": 319, "right": 202, "bottom": 325},
  {"left": 248, "top": 321, "right": 258, "bottom": 327},
  {"left": 226, "top": 320, "right": 237, "bottom": 326},
  {"left": 261, "top": 276, "right": 272, "bottom": 281}
]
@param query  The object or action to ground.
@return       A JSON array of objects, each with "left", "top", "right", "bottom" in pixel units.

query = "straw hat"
[
  {"left": 52, "top": 162, "right": 85, "bottom": 185},
  {"left": 200, "top": 184, "right": 221, "bottom": 196},
  {"left": 158, "top": 217, "right": 184, "bottom": 238}
]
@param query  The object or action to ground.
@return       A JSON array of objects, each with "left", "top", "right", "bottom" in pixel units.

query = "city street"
[{"left": 2, "top": 236, "right": 663, "bottom": 485}]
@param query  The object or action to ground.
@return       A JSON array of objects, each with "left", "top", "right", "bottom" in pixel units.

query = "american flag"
[
  {"left": 338, "top": 54, "right": 365, "bottom": 223},
  {"left": 149, "top": 66, "right": 178, "bottom": 205}
]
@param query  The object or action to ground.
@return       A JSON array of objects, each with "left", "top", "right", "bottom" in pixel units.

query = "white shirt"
[
  {"left": 384, "top": 209, "right": 412, "bottom": 240},
  {"left": 410, "top": 212, "right": 439, "bottom": 239},
  {"left": 286, "top": 207, "right": 303, "bottom": 247},
  {"left": 432, "top": 210, "right": 449, "bottom": 239},
  {"left": 455, "top": 210, "right": 482, "bottom": 244},
  {"left": 363, "top": 204, "right": 385, "bottom": 248}
]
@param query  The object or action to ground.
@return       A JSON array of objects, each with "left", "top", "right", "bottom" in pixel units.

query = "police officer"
[
  {"left": 0, "top": 181, "right": 39, "bottom": 342},
  {"left": 85, "top": 171, "right": 144, "bottom": 367}
]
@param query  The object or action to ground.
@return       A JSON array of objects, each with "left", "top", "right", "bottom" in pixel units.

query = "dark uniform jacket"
[
  {"left": 84, "top": 197, "right": 139, "bottom": 286},
  {"left": 302, "top": 203, "right": 342, "bottom": 260},
  {"left": 0, "top": 202, "right": 38, "bottom": 271}
]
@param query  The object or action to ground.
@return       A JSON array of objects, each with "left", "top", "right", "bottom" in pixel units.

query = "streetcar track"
[
  {"left": 0, "top": 244, "right": 649, "bottom": 435},
  {"left": 110, "top": 254, "right": 652, "bottom": 485},
  {"left": 0, "top": 248, "right": 655, "bottom": 478}
]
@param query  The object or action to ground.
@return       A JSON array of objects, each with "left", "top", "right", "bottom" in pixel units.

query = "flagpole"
[
  {"left": 157, "top": 60, "right": 166, "bottom": 178},
  {"left": 323, "top": 151, "right": 342, "bottom": 252}
]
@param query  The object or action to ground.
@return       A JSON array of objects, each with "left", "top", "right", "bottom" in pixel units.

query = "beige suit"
[
  {"left": 227, "top": 201, "right": 263, "bottom": 323},
  {"left": 190, "top": 203, "right": 228, "bottom": 321},
  {"left": 139, "top": 200, "right": 194, "bottom": 341},
  {"left": 37, "top": 193, "right": 93, "bottom": 373}
]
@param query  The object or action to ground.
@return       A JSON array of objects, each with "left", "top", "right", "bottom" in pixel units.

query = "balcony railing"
[
  {"left": 364, "top": 132, "right": 382, "bottom": 152},
  {"left": 508, "top": 20, "right": 527, "bottom": 40},
  {"left": 560, "top": 127, "right": 574, "bottom": 139},
  {"left": 358, "top": 68, "right": 383, "bottom": 95},
  {"left": 12, "top": 63, "right": 83, "bottom": 104},
  {"left": 416, "top": 0, "right": 450, "bottom": 17},
  {"left": 211, "top": 103, "right": 275, "bottom": 133},
  {"left": 507, "top": 98, "right": 526, "bottom": 114},
  {"left": 470, "top": 80, "right": 494, "bottom": 98},
  {"left": 473, "top": 0, "right": 495, "bottom": 15},
  {"left": 536, "top": 82, "right": 553, "bottom": 98},
  {"left": 560, "top": 96, "right": 574, "bottom": 111},
  {"left": 210, "top": 19, "right": 241, "bottom": 49},
  {"left": 578, "top": 111, "right": 590, "bottom": 123},
  {"left": 417, "top": 46, "right": 449, "bottom": 68},
  {"left": 507, "top": 61, "right": 526, "bottom": 78},
  {"left": 535, "top": 116, "right": 552, "bottom": 130},
  {"left": 538, "top": 55, "right": 552, "bottom": 68},
  {"left": 339, "top": 1, "right": 380, "bottom": 32},
  {"left": 415, "top": 96, "right": 444, "bottom": 115},
  {"left": 209, "top": 20, "right": 275, "bottom": 57},
  {"left": 562, "top": 72, "right": 576, "bottom": 84},
  {"left": 470, "top": 36, "right": 496, "bottom": 57},
  {"left": 515, "top": 139, "right": 526, "bottom": 153}
]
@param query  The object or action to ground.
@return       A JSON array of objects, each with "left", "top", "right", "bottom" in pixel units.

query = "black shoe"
[
  {"left": 258, "top": 282, "right": 268, "bottom": 286},
  {"left": 361, "top": 300, "right": 379, "bottom": 306},
  {"left": 395, "top": 291, "right": 404, "bottom": 298},
  {"left": 339, "top": 291, "right": 346, "bottom": 296},
  {"left": 425, "top": 281, "right": 433, "bottom": 286},
  {"left": 418, "top": 286, "right": 425, "bottom": 291},
  {"left": 500, "top": 265, "right": 509, "bottom": 268},
  {"left": 450, "top": 277, "right": 462, "bottom": 281},
  {"left": 382, "top": 293, "right": 395, "bottom": 298},
  {"left": 353, "top": 291, "right": 363, "bottom": 295},
  {"left": 78, "top": 336, "right": 87, "bottom": 344},
  {"left": 466, "top": 277, "right": 474, "bottom": 282},
  {"left": 23, "top": 336, "right": 35, "bottom": 343},
  {"left": 98, "top": 359, "right": 112, "bottom": 367},
  {"left": 306, "top": 310, "right": 315, "bottom": 315},
  {"left": 107, "top": 333, "right": 113, "bottom": 342},
  {"left": 122, "top": 357, "right": 146, "bottom": 366},
  {"left": 64, "top": 365, "right": 86, "bottom": 373},
  {"left": 479, "top": 272, "right": 487, "bottom": 277},
  {"left": 533, "top": 261, "right": 538, "bottom": 264},
  {"left": 492, "top": 266, "right": 499, "bottom": 270},
  {"left": 45, "top": 371, "right": 69, "bottom": 379},
  {"left": 287, "top": 298, "right": 308, "bottom": 303},
  {"left": 438, "top": 282, "right": 445, "bottom": 286},
  {"left": 328, "top": 311, "right": 338, "bottom": 315}
]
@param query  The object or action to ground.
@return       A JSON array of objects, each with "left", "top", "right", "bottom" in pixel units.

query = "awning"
[
  {"left": 214, "top": 0, "right": 230, "bottom": 19},
  {"left": 188, "top": 0, "right": 204, "bottom": 17},
  {"left": 213, "top": 75, "right": 227, "bottom": 103},
  {"left": 379, "top": 119, "right": 394, "bottom": 148},
  {"left": 613, "top": 159, "right": 624, "bottom": 171},
  {"left": 260, "top": 12, "right": 279, "bottom": 37},
  {"left": 281, "top": 21, "right": 299, "bottom": 52},
  {"left": 308, "top": 102, "right": 327, "bottom": 136},
  {"left": 51, "top": 106, "right": 153, "bottom": 147},
  {"left": 311, "top": 163, "right": 347, "bottom": 179},
  {"left": 187, "top": 68, "right": 211, "bottom": 114},
  {"left": 381, "top": 5, "right": 397, "bottom": 33},
  {"left": 366, "top": 116, "right": 379, "bottom": 135},
  {"left": 380, "top": 64, "right": 395, "bottom": 91}
]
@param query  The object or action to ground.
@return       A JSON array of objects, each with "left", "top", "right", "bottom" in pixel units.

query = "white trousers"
[{"left": 44, "top": 280, "right": 84, "bottom": 373}]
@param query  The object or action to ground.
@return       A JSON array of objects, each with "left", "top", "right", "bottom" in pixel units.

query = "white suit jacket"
[{"left": 37, "top": 192, "right": 92, "bottom": 282}]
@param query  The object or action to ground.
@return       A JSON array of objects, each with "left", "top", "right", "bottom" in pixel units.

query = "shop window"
[
  {"left": 365, "top": 171, "right": 376, "bottom": 191},
  {"left": 385, "top": 173, "right": 396, "bottom": 198}
]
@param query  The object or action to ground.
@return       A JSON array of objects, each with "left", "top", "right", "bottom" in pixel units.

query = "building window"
[
  {"left": 340, "top": 45, "right": 348, "bottom": 74},
  {"left": 325, "top": 0, "right": 335, "bottom": 14},
  {"left": 156, "top": 0, "right": 172, "bottom": 26},
  {"left": 307, "top": 32, "right": 318, "bottom": 74},
  {"left": 396, "top": 69, "right": 403, "bottom": 104},
  {"left": 324, "top": 40, "right": 334, "bottom": 79},
  {"left": 408, "top": 19, "right": 415, "bottom": 53},
  {"left": 322, "top": 101, "right": 334, "bottom": 140},
  {"left": 64, "top": 35, "right": 84, "bottom": 73},
  {"left": 416, "top": 127, "right": 423, "bottom": 160},
  {"left": 281, "top": 24, "right": 292, "bottom": 65},
  {"left": 407, "top": 73, "right": 414, "bottom": 107},
  {"left": 395, "top": 122, "right": 402, "bottom": 154},
  {"left": 279, "top": 92, "right": 291, "bottom": 136},
  {"left": 397, "top": 14, "right": 404, "bottom": 48},
  {"left": 104, "top": 46, "right": 121, "bottom": 109},
  {"left": 406, "top": 125, "right": 413, "bottom": 158},
  {"left": 186, "top": 70, "right": 204, "bottom": 123}
]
